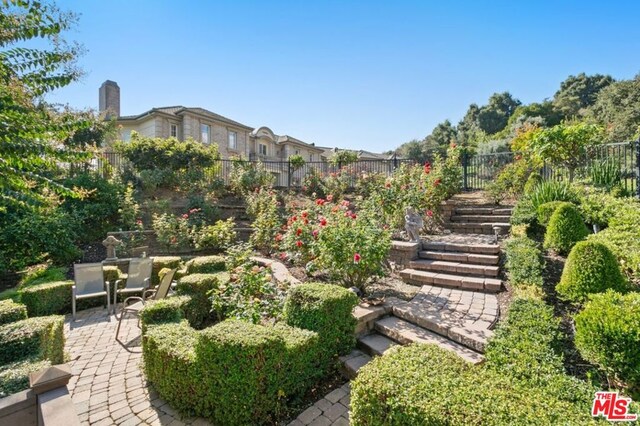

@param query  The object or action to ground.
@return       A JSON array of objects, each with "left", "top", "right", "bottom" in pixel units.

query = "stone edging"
[{"left": 251, "top": 256, "right": 301, "bottom": 286}]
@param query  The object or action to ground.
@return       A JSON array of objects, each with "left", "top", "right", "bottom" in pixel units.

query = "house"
[
  {"left": 99, "top": 80, "right": 324, "bottom": 164},
  {"left": 317, "top": 146, "right": 395, "bottom": 162}
]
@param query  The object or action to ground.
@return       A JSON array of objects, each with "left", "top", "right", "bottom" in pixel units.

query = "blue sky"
[{"left": 48, "top": 0, "right": 640, "bottom": 152}]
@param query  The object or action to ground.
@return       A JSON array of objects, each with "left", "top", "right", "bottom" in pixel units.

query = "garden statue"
[
  {"left": 102, "top": 235, "right": 123, "bottom": 260},
  {"left": 405, "top": 207, "right": 423, "bottom": 242}
]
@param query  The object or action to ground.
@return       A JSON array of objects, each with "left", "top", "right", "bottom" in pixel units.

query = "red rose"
[
  {"left": 312, "top": 229, "right": 319, "bottom": 238},
  {"left": 434, "top": 178, "right": 441, "bottom": 186},
  {"left": 426, "top": 210, "right": 433, "bottom": 217},
  {"left": 301, "top": 211, "right": 308, "bottom": 218},
  {"left": 296, "top": 240, "right": 303, "bottom": 247},
  {"left": 182, "top": 214, "right": 189, "bottom": 219},
  {"left": 296, "top": 228, "right": 302, "bottom": 236},
  {"left": 275, "top": 234, "right": 283, "bottom": 242},
  {"left": 320, "top": 218, "right": 327, "bottom": 226},
  {"left": 351, "top": 213, "right": 357, "bottom": 219},
  {"left": 327, "top": 194, "right": 333, "bottom": 201},
  {"left": 280, "top": 252, "right": 288, "bottom": 260},
  {"left": 353, "top": 253, "right": 361, "bottom": 263},
  {"left": 316, "top": 198, "right": 325, "bottom": 206}
]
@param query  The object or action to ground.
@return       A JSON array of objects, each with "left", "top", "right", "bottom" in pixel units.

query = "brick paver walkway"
[
  {"left": 288, "top": 383, "right": 351, "bottom": 426},
  {"left": 65, "top": 307, "right": 210, "bottom": 426}
]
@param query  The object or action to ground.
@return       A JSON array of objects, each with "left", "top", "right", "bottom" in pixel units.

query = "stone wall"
[{"left": 388, "top": 241, "right": 420, "bottom": 269}]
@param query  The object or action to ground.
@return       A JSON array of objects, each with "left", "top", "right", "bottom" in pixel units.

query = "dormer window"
[{"left": 259, "top": 143, "right": 267, "bottom": 156}]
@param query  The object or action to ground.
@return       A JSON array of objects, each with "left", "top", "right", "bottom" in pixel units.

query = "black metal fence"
[{"left": 462, "top": 140, "right": 640, "bottom": 197}]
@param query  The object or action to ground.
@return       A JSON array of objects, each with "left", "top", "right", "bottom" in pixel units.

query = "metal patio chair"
[
  {"left": 113, "top": 257, "right": 152, "bottom": 317},
  {"left": 72, "top": 263, "right": 111, "bottom": 321},
  {"left": 115, "top": 268, "right": 177, "bottom": 340}
]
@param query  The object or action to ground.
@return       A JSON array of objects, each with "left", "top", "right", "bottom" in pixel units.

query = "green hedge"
[
  {"left": 537, "top": 201, "right": 570, "bottom": 226},
  {"left": 575, "top": 290, "right": 640, "bottom": 392},
  {"left": 142, "top": 321, "right": 199, "bottom": 413},
  {"left": 0, "top": 300, "right": 27, "bottom": 325},
  {"left": 544, "top": 203, "right": 589, "bottom": 255},
  {"left": 18, "top": 280, "right": 106, "bottom": 316},
  {"left": 143, "top": 319, "right": 321, "bottom": 424},
  {"left": 284, "top": 282, "right": 358, "bottom": 363},
  {"left": 504, "top": 236, "right": 544, "bottom": 288},
  {"left": 139, "top": 296, "right": 190, "bottom": 334},
  {"left": 0, "top": 316, "right": 65, "bottom": 365},
  {"left": 351, "top": 344, "right": 596, "bottom": 425},
  {"left": 185, "top": 255, "right": 226, "bottom": 274},
  {"left": 176, "top": 274, "right": 220, "bottom": 328},
  {"left": 152, "top": 256, "right": 183, "bottom": 285},
  {"left": 510, "top": 196, "right": 537, "bottom": 226},
  {"left": 0, "top": 357, "right": 51, "bottom": 398},
  {"left": 556, "top": 241, "right": 628, "bottom": 303}
]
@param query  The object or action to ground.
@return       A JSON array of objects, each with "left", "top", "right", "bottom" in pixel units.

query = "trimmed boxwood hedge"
[
  {"left": 139, "top": 295, "right": 191, "bottom": 334},
  {"left": 544, "top": 203, "right": 589, "bottom": 255},
  {"left": 0, "top": 315, "right": 65, "bottom": 365},
  {"left": 556, "top": 241, "right": 628, "bottom": 303},
  {"left": 284, "top": 282, "right": 358, "bottom": 363},
  {"left": 504, "top": 236, "right": 544, "bottom": 288},
  {"left": 176, "top": 274, "right": 221, "bottom": 328},
  {"left": 141, "top": 282, "right": 354, "bottom": 424},
  {"left": 152, "top": 256, "right": 183, "bottom": 285},
  {"left": 185, "top": 255, "right": 226, "bottom": 274},
  {"left": 19, "top": 280, "right": 107, "bottom": 316},
  {"left": 0, "top": 357, "right": 51, "bottom": 398},
  {"left": 351, "top": 344, "right": 597, "bottom": 425},
  {"left": 537, "top": 201, "right": 571, "bottom": 226},
  {"left": 0, "top": 300, "right": 27, "bottom": 325}
]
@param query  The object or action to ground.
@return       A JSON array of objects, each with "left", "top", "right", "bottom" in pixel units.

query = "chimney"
[{"left": 99, "top": 80, "right": 120, "bottom": 119}]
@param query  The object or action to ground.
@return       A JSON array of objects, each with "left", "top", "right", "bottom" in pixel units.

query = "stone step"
[
  {"left": 422, "top": 241, "right": 500, "bottom": 255},
  {"left": 399, "top": 269, "right": 502, "bottom": 292},
  {"left": 419, "top": 250, "right": 499, "bottom": 265},
  {"left": 454, "top": 207, "right": 513, "bottom": 215},
  {"left": 392, "top": 300, "right": 495, "bottom": 353},
  {"left": 447, "top": 222, "right": 510, "bottom": 235},
  {"left": 450, "top": 215, "right": 512, "bottom": 223},
  {"left": 357, "top": 333, "right": 398, "bottom": 357},
  {"left": 375, "top": 316, "right": 484, "bottom": 364},
  {"left": 409, "top": 259, "right": 499, "bottom": 277},
  {"left": 339, "top": 349, "right": 372, "bottom": 380}
]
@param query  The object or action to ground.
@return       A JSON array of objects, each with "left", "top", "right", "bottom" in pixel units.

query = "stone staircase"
[{"left": 340, "top": 197, "right": 512, "bottom": 379}]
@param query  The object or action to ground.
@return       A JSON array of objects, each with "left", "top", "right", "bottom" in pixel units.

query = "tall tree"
[
  {"left": 476, "top": 92, "right": 521, "bottom": 135},
  {"left": 590, "top": 74, "right": 640, "bottom": 142},
  {"left": 424, "top": 120, "right": 457, "bottom": 156},
  {"left": 395, "top": 139, "right": 428, "bottom": 163},
  {"left": 553, "top": 73, "right": 614, "bottom": 119},
  {"left": 0, "top": 0, "right": 91, "bottom": 210}
]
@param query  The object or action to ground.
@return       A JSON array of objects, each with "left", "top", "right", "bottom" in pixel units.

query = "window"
[
  {"left": 201, "top": 124, "right": 210, "bottom": 144},
  {"left": 259, "top": 143, "right": 267, "bottom": 156},
  {"left": 170, "top": 124, "right": 178, "bottom": 138},
  {"left": 228, "top": 131, "right": 237, "bottom": 150},
  {"left": 310, "top": 154, "right": 314, "bottom": 161}
]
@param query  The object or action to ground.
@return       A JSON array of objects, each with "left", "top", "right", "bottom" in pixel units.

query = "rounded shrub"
[
  {"left": 575, "top": 290, "right": 640, "bottom": 391},
  {"left": 543, "top": 203, "right": 589, "bottom": 255},
  {"left": 556, "top": 241, "right": 628, "bottom": 303},
  {"left": 351, "top": 344, "right": 595, "bottom": 425},
  {"left": 284, "top": 282, "right": 358, "bottom": 364},
  {"left": 185, "top": 255, "right": 226, "bottom": 274},
  {"left": 537, "top": 201, "right": 571, "bottom": 226},
  {"left": 0, "top": 300, "right": 27, "bottom": 325},
  {"left": 152, "top": 256, "right": 182, "bottom": 285},
  {"left": 176, "top": 274, "right": 220, "bottom": 327},
  {"left": 504, "top": 236, "right": 544, "bottom": 288},
  {"left": 523, "top": 172, "right": 543, "bottom": 194}
]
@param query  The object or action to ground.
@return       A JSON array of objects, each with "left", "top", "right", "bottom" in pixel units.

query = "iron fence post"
[
  {"left": 635, "top": 138, "right": 640, "bottom": 199},
  {"left": 462, "top": 150, "right": 469, "bottom": 191}
]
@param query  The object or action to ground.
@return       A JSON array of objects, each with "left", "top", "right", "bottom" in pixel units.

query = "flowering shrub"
[
  {"left": 280, "top": 198, "right": 391, "bottom": 291},
  {"left": 301, "top": 168, "right": 325, "bottom": 198},
  {"left": 246, "top": 189, "right": 281, "bottom": 253},
  {"left": 355, "top": 172, "right": 386, "bottom": 197},
  {"left": 323, "top": 170, "right": 351, "bottom": 200},
  {"left": 361, "top": 145, "right": 461, "bottom": 230},
  {"left": 229, "top": 160, "right": 275, "bottom": 195},
  {"left": 152, "top": 213, "right": 193, "bottom": 250}
]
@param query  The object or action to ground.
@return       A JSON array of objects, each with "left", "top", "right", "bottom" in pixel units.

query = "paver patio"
[{"left": 64, "top": 306, "right": 210, "bottom": 426}]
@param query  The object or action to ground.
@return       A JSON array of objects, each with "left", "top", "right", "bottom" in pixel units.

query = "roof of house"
[
  {"left": 317, "top": 146, "right": 391, "bottom": 160},
  {"left": 118, "top": 105, "right": 254, "bottom": 130}
]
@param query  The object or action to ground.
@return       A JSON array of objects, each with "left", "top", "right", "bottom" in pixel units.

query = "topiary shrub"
[
  {"left": 0, "top": 357, "right": 51, "bottom": 398},
  {"left": 185, "top": 255, "right": 226, "bottom": 274},
  {"left": 0, "top": 316, "right": 65, "bottom": 365},
  {"left": 504, "top": 236, "right": 545, "bottom": 288},
  {"left": 543, "top": 203, "right": 589, "bottom": 255},
  {"left": 0, "top": 300, "right": 27, "bottom": 325},
  {"left": 537, "top": 201, "right": 571, "bottom": 226},
  {"left": 556, "top": 241, "right": 628, "bottom": 303},
  {"left": 575, "top": 290, "right": 640, "bottom": 392},
  {"left": 142, "top": 321, "right": 199, "bottom": 413},
  {"left": 152, "top": 256, "right": 183, "bottom": 285},
  {"left": 351, "top": 344, "right": 596, "bottom": 425},
  {"left": 19, "top": 281, "right": 72, "bottom": 316},
  {"left": 176, "top": 274, "right": 220, "bottom": 328},
  {"left": 139, "top": 296, "right": 191, "bottom": 334},
  {"left": 523, "top": 171, "right": 542, "bottom": 194},
  {"left": 103, "top": 265, "right": 122, "bottom": 284},
  {"left": 284, "top": 282, "right": 358, "bottom": 365}
]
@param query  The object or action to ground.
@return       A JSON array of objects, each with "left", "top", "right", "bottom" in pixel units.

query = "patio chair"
[
  {"left": 113, "top": 257, "right": 152, "bottom": 317},
  {"left": 115, "top": 268, "right": 177, "bottom": 340},
  {"left": 72, "top": 263, "right": 111, "bottom": 321}
]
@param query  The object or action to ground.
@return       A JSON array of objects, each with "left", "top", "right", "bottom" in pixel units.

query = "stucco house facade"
[{"left": 99, "top": 80, "right": 324, "bottom": 165}]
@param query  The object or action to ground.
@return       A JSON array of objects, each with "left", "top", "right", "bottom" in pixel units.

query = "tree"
[
  {"left": 287, "top": 153, "right": 306, "bottom": 184},
  {"left": 590, "top": 74, "right": 640, "bottom": 143},
  {"left": 457, "top": 104, "right": 481, "bottom": 146},
  {"left": 476, "top": 92, "right": 521, "bottom": 135},
  {"left": 553, "top": 73, "right": 614, "bottom": 119},
  {"left": 330, "top": 150, "right": 359, "bottom": 166},
  {"left": 424, "top": 120, "right": 457, "bottom": 156},
  {"left": 395, "top": 139, "right": 427, "bottom": 163},
  {"left": 0, "top": 0, "right": 91, "bottom": 209}
]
